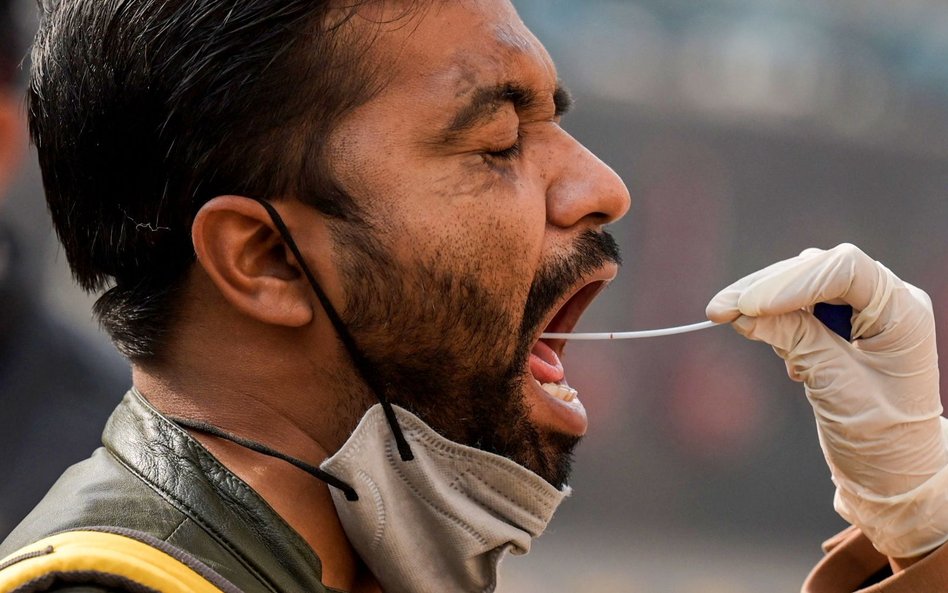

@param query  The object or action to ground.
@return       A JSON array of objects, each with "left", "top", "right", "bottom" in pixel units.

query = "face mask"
[
  {"left": 173, "top": 198, "right": 570, "bottom": 593},
  {"left": 321, "top": 403, "right": 569, "bottom": 593}
]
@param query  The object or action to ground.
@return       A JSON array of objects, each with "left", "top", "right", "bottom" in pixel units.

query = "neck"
[{"left": 133, "top": 367, "right": 380, "bottom": 592}]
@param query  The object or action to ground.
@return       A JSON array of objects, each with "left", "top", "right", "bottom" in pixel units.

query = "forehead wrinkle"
[
  {"left": 436, "top": 23, "right": 560, "bottom": 137},
  {"left": 494, "top": 21, "right": 534, "bottom": 54},
  {"left": 494, "top": 17, "right": 558, "bottom": 84}
]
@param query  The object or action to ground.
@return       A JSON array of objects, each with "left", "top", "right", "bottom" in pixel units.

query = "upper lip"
[{"left": 531, "top": 262, "right": 619, "bottom": 358}]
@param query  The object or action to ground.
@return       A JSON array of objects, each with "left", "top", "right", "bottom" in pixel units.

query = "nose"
[{"left": 545, "top": 131, "right": 631, "bottom": 229}]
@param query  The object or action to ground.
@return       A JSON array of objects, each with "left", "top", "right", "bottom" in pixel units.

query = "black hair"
[
  {"left": 29, "top": 0, "right": 382, "bottom": 360},
  {"left": 0, "top": 0, "right": 19, "bottom": 85}
]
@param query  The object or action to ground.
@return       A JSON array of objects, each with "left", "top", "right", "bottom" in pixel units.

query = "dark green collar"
[{"left": 105, "top": 389, "right": 344, "bottom": 593}]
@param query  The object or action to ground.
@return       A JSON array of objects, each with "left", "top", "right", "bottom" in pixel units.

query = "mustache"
[{"left": 519, "top": 229, "right": 622, "bottom": 339}]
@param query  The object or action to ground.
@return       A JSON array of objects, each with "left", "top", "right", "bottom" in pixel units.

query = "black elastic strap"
[
  {"left": 169, "top": 415, "right": 359, "bottom": 502},
  {"left": 251, "top": 197, "right": 414, "bottom": 462}
]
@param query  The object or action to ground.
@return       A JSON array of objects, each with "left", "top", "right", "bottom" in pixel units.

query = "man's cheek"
[{"left": 412, "top": 157, "right": 501, "bottom": 204}]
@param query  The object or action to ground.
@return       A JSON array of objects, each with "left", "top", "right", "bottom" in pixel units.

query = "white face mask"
[{"left": 320, "top": 403, "right": 570, "bottom": 593}]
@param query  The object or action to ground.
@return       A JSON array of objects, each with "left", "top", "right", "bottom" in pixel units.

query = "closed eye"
[{"left": 483, "top": 135, "right": 522, "bottom": 162}]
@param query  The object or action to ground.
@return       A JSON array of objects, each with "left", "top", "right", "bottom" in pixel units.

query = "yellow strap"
[{"left": 0, "top": 530, "right": 225, "bottom": 593}]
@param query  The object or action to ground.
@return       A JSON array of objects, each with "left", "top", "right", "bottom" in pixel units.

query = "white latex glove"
[{"left": 706, "top": 243, "right": 948, "bottom": 559}]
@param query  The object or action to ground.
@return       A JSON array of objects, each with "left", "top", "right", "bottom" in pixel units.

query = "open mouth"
[{"left": 528, "top": 280, "right": 608, "bottom": 403}]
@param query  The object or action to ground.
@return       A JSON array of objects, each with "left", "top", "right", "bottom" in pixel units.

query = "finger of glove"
[
  {"left": 731, "top": 244, "right": 885, "bottom": 321},
  {"left": 707, "top": 253, "right": 824, "bottom": 323},
  {"left": 731, "top": 311, "right": 845, "bottom": 383},
  {"left": 797, "top": 249, "right": 851, "bottom": 304}
]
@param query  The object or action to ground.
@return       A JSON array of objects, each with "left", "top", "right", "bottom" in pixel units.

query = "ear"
[
  {"left": 192, "top": 195, "right": 315, "bottom": 327},
  {"left": 0, "top": 92, "right": 25, "bottom": 197}
]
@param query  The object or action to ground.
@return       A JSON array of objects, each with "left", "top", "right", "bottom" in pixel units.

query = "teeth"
[{"left": 540, "top": 382, "right": 578, "bottom": 402}]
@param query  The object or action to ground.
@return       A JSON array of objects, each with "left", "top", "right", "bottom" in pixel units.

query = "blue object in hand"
[{"left": 814, "top": 303, "right": 853, "bottom": 341}]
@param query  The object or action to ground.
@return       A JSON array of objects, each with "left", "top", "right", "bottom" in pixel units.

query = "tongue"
[{"left": 530, "top": 340, "right": 565, "bottom": 384}]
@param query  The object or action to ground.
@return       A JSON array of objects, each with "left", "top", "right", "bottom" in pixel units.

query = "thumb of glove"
[{"left": 730, "top": 311, "right": 848, "bottom": 385}]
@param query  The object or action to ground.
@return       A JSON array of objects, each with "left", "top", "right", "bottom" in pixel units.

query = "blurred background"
[{"left": 3, "top": 0, "right": 948, "bottom": 591}]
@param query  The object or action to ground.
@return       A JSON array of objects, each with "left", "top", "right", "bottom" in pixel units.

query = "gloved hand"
[{"left": 706, "top": 243, "right": 948, "bottom": 559}]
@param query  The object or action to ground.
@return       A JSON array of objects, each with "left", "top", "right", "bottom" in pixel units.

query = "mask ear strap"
[
  {"left": 251, "top": 197, "right": 415, "bottom": 462},
  {"left": 169, "top": 416, "right": 360, "bottom": 502}
]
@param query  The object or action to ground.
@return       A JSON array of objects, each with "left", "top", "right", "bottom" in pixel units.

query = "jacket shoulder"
[{"left": 1, "top": 447, "right": 187, "bottom": 556}]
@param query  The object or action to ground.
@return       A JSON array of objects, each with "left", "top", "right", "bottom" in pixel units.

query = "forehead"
[{"left": 353, "top": 1, "right": 558, "bottom": 108}]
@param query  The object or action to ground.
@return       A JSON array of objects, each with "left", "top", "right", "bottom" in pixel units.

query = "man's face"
[{"left": 322, "top": 0, "right": 630, "bottom": 485}]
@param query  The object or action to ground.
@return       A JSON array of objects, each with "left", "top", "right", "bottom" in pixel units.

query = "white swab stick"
[{"left": 541, "top": 320, "right": 720, "bottom": 340}]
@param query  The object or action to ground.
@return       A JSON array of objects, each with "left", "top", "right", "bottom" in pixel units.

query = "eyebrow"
[{"left": 443, "top": 81, "right": 574, "bottom": 139}]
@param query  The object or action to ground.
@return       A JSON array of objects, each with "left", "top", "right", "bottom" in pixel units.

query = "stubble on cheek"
[{"left": 325, "top": 205, "right": 547, "bottom": 467}]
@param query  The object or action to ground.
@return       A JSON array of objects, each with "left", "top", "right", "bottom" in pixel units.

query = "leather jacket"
[{"left": 0, "top": 389, "right": 342, "bottom": 593}]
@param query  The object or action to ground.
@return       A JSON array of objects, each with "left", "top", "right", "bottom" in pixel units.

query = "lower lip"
[{"left": 525, "top": 378, "right": 588, "bottom": 437}]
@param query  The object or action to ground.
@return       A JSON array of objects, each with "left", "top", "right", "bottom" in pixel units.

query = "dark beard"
[{"left": 331, "top": 223, "right": 620, "bottom": 486}]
